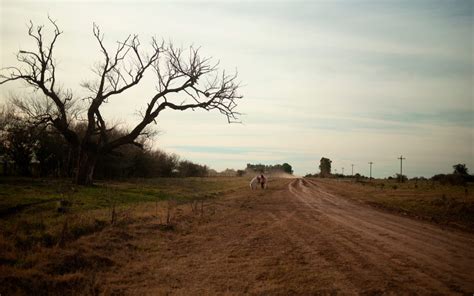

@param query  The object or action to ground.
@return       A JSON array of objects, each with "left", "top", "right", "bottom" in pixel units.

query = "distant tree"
[
  {"left": 34, "top": 126, "right": 72, "bottom": 177},
  {"left": 220, "top": 168, "right": 237, "bottom": 177},
  {"left": 246, "top": 163, "right": 293, "bottom": 175},
  {"left": 0, "top": 17, "right": 242, "bottom": 185},
  {"left": 94, "top": 143, "right": 180, "bottom": 179},
  {"left": 431, "top": 173, "right": 466, "bottom": 186},
  {"left": 0, "top": 107, "right": 8, "bottom": 155},
  {"left": 453, "top": 164, "right": 468, "bottom": 175},
  {"left": 0, "top": 107, "right": 11, "bottom": 165},
  {"left": 0, "top": 106, "right": 81, "bottom": 177},
  {"left": 246, "top": 163, "right": 266, "bottom": 173},
  {"left": 430, "top": 164, "right": 473, "bottom": 186},
  {"left": 151, "top": 150, "right": 179, "bottom": 177},
  {"left": 178, "top": 160, "right": 208, "bottom": 177},
  {"left": 0, "top": 111, "right": 37, "bottom": 176},
  {"left": 282, "top": 163, "right": 293, "bottom": 174},
  {"left": 207, "top": 169, "right": 218, "bottom": 177},
  {"left": 236, "top": 169, "right": 245, "bottom": 177},
  {"left": 395, "top": 173, "right": 407, "bottom": 183},
  {"left": 319, "top": 157, "right": 332, "bottom": 177}
]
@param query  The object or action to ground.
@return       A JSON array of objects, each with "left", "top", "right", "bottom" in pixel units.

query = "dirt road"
[{"left": 100, "top": 178, "right": 474, "bottom": 295}]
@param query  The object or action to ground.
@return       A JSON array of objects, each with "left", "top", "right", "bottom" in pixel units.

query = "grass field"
[
  {"left": 1, "top": 176, "right": 473, "bottom": 294},
  {"left": 0, "top": 177, "right": 248, "bottom": 261},
  {"left": 0, "top": 177, "right": 245, "bottom": 213},
  {"left": 0, "top": 176, "right": 250, "bottom": 295},
  {"left": 2, "top": 176, "right": 472, "bottom": 258},
  {"left": 313, "top": 178, "right": 474, "bottom": 231}
]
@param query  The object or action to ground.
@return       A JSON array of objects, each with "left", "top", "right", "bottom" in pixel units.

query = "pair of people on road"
[{"left": 250, "top": 174, "right": 267, "bottom": 190}]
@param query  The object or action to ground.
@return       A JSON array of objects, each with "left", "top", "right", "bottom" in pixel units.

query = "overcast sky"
[{"left": 1, "top": 0, "right": 473, "bottom": 177}]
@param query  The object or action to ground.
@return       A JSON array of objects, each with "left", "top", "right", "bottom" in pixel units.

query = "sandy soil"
[{"left": 94, "top": 178, "right": 474, "bottom": 295}]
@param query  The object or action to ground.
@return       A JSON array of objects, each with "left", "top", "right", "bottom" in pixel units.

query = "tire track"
[{"left": 288, "top": 178, "right": 474, "bottom": 294}]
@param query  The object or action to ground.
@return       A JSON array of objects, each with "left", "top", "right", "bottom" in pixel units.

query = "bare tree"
[{"left": 1, "top": 17, "right": 242, "bottom": 185}]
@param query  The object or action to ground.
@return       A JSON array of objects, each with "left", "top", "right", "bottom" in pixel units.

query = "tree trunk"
[{"left": 75, "top": 149, "right": 97, "bottom": 186}]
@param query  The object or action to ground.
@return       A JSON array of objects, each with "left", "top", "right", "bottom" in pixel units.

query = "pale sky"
[{"left": 1, "top": 0, "right": 473, "bottom": 177}]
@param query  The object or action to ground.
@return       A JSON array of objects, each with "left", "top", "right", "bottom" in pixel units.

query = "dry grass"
[
  {"left": 0, "top": 176, "right": 249, "bottom": 295},
  {"left": 312, "top": 178, "right": 474, "bottom": 231},
  {"left": 2, "top": 177, "right": 472, "bottom": 294}
]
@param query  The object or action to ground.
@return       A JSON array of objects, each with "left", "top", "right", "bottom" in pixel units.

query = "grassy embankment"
[{"left": 314, "top": 178, "right": 474, "bottom": 231}]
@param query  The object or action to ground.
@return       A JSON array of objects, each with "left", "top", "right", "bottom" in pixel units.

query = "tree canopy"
[
  {"left": 319, "top": 157, "right": 332, "bottom": 177},
  {"left": 246, "top": 163, "right": 294, "bottom": 175},
  {"left": 453, "top": 164, "right": 468, "bottom": 175}
]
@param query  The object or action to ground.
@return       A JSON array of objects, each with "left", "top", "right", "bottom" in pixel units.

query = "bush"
[
  {"left": 177, "top": 160, "right": 209, "bottom": 177},
  {"left": 431, "top": 174, "right": 468, "bottom": 186},
  {"left": 395, "top": 174, "right": 407, "bottom": 183},
  {"left": 0, "top": 106, "right": 208, "bottom": 180}
]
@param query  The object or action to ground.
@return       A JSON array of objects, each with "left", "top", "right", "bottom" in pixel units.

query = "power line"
[{"left": 398, "top": 155, "right": 406, "bottom": 182}]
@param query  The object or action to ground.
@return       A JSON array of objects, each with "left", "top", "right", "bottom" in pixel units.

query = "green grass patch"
[
  {"left": 0, "top": 176, "right": 244, "bottom": 214},
  {"left": 0, "top": 176, "right": 247, "bottom": 255}
]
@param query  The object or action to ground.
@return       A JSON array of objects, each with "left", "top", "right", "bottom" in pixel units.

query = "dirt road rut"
[{"left": 105, "top": 178, "right": 474, "bottom": 295}]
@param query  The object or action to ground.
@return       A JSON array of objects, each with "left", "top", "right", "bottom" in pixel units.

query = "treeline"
[
  {"left": 305, "top": 160, "right": 473, "bottom": 186},
  {"left": 431, "top": 164, "right": 474, "bottom": 185},
  {"left": 0, "top": 107, "right": 209, "bottom": 179},
  {"left": 246, "top": 163, "right": 293, "bottom": 174},
  {"left": 304, "top": 172, "right": 474, "bottom": 186}
]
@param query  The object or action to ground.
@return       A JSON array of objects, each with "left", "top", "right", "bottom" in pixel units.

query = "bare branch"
[
  {"left": 2, "top": 17, "right": 242, "bottom": 164},
  {"left": 0, "top": 18, "right": 79, "bottom": 147}
]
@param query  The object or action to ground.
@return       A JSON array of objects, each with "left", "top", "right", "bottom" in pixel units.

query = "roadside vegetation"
[
  {"left": 0, "top": 176, "right": 281, "bottom": 295},
  {"left": 305, "top": 158, "right": 474, "bottom": 231},
  {"left": 0, "top": 176, "right": 247, "bottom": 288},
  {"left": 313, "top": 178, "right": 474, "bottom": 231}
]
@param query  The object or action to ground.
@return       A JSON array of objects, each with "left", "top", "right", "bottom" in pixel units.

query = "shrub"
[{"left": 431, "top": 174, "right": 467, "bottom": 186}]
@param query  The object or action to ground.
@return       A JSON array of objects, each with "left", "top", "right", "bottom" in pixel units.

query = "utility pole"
[
  {"left": 368, "top": 162, "right": 373, "bottom": 179},
  {"left": 351, "top": 164, "right": 354, "bottom": 176},
  {"left": 342, "top": 167, "right": 344, "bottom": 175},
  {"left": 398, "top": 155, "right": 406, "bottom": 182}
]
